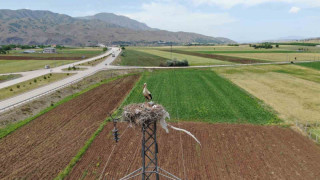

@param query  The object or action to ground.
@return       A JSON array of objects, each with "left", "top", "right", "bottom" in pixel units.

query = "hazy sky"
[{"left": 1, "top": 0, "right": 320, "bottom": 42}]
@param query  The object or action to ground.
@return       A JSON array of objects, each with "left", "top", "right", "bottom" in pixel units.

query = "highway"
[
  {"left": 0, "top": 46, "right": 319, "bottom": 112},
  {"left": 0, "top": 47, "right": 121, "bottom": 112}
]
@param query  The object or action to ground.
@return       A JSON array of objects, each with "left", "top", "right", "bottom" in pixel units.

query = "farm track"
[
  {"left": 161, "top": 49, "right": 266, "bottom": 64},
  {"left": 68, "top": 122, "right": 320, "bottom": 179},
  {"left": 0, "top": 56, "right": 83, "bottom": 60},
  {"left": 0, "top": 75, "right": 140, "bottom": 179}
]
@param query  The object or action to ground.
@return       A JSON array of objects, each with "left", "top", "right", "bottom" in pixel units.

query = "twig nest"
[{"left": 122, "top": 102, "right": 170, "bottom": 127}]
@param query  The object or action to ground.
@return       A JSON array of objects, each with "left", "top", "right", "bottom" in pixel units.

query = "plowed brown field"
[
  {"left": 68, "top": 122, "right": 320, "bottom": 180},
  {"left": 0, "top": 75, "right": 140, "bottom": 179}
]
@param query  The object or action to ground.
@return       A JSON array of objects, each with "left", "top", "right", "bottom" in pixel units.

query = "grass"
[
  {"left": 0, "top": 60, "right": 77, "bottom": 74},
  {"left": 0, "top": 73, "right": 72, "bottom": 101},
  {"left": 215, "top": 64, "right": 320, "bottom": 124},
  {"left": 116, "top": 49, "right": 167, "bottom": 66},
  {"left": 121, "top": 69, "right": 279, "bottom": 124},
  {"left": 78, "top": 55, "right": 109, "bottom": 66},
  {"left": 309, "top": 127, "right": 320, "bottom": 137},
  {"left": 62, "top": 67, "right": 87, "bottom": 71},
  {"left": 135, "top": 48, "right": 234, "bottom": 66},
  {"left": 0, "top": 74, "right": 22, "bottom": 83},
  {"left": 297, "top": 61, "right": 320, "bottom": 71}
]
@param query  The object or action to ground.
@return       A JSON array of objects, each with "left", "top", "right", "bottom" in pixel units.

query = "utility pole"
[{"left": 120, "top": 121, "right": 181, "bottom": 180}]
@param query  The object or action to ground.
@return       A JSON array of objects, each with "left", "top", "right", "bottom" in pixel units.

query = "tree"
[
  {"left": 276, "top": 44, "right": 279, "bottom": 48},
  {"left": 103, "top": 47, "right": 108, "bottom": 51}
]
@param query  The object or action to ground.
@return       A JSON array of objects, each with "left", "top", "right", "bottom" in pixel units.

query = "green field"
[
  {"left": 115, "top": 49, "right": 167, "bottom": 66},
  {"left": 0, "top": 60, "right": 77, "bottom": 74},
  {"left": 298, "top": 61, "right": 320, "bottom": 70},
  {"left": 121, "top": 69, "right": 279, "bottom": 124},
  {"left": 0, "top": 74, "right": 22, "bottom": 83},
  {"left": 0, "top": 73, "right": 72, "bottom": 101}
]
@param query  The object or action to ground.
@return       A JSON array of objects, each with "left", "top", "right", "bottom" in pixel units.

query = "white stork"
[{"left": 143, "top": 83, "right": 152, "bottom": 102}]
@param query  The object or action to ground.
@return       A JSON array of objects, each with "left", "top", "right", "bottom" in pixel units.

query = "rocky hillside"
[
  {"left": 0, "top": 9, "right": 235, "bottom": 46},
  {"left": 79, "top": 13, "right": 154, "bottom": 31}
]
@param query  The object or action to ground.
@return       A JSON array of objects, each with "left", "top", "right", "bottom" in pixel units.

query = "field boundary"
[
  {"left": 0, "top": 73, "right": 140, "bottom": 140},
  {"left": 214, "top": 70, "right": 282, "bottom": 124},
  {"left": 296, "top": 121, "right": 320, "bottom": 144}
]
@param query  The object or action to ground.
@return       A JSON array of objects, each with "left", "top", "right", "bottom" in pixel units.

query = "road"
[
  {"left": 0, "top": 47, "right": 121, "bottom": 112},
  {"left": 0, "top": 47, "right": 319, "bottom": 112},
  {"left": 0, "top": 49, "right": 113, "bottom": 89}
]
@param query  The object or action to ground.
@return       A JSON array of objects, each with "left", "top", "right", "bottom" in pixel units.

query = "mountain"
[
  {"left": 79, "top": 13, "right": 154, "bottom": 31},
  {"left": 0, "top": 9, "right": 235, "bottom": 46}
]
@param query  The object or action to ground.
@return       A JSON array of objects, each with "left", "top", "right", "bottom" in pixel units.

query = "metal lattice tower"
[{"left": 120, "top": 121, "right": 181, "bottom": 180}]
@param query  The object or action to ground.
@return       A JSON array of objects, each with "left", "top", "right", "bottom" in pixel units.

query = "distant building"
[
  {"left": 316, "top": 45, "right": 320, "bottom": 48},
  {"left": 23, "top": 50, "right": 36, "bottom": 54},
  {"left": 43, "top": 47, "right": 56, "bottom": 53},
  {"left": 13, "top": 48, "right": 22, "bottom": 50}
]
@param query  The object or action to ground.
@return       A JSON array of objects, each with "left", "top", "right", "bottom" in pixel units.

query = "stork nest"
[{"left": 122, "top": 102, "right": 169, "bottom": 126}]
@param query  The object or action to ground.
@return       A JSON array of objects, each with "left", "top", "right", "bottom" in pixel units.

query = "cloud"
[
  {"left": 124, "top": 2, "right": 235, "bottom": 36},
  {"left": 289, "top": 6, "right": 301, "bottom": 13},
  {"left": 191, "top": 0, "right": 320, "bottom": 9}
]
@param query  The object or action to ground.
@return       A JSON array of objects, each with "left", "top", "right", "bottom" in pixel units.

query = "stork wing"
[{"left": 168, "top": 124, "right": 201, "bottom": 146}]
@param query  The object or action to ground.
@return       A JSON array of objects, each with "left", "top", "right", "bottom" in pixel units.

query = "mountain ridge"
[{"left": 0, "top": 9, "right": 235, "bottom": 45}]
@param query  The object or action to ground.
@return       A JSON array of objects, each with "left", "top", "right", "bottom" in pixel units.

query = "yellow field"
[
  {"left": 218, "top": 53, "right": 320, "bottom": 62},
  {"left": 215, "top": 64, "right": 320, "bottom": 123},
  {"left": 134, "top": 48, "right": 234, "bottom": 65}
]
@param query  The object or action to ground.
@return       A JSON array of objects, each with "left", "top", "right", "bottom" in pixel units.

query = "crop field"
[
  {"left": 160, "top": 49, "right": 266, "bottom": 64},
  {"left": 0, "top": 60, "right": 77, "bottom": 74},
  {"left": 0, "top": 74, "right": 21, "bottom": 83},
  {"left": 68, "top": 122, "right": 320, "bottom": 179},
  {"left": 298, "top": 61, "right": 320, "bottom": 70},
  {"left": 215, "top": 64, "right": 320, "bottom": 124},
  {"left": 134, "top": 48, "right": 234, "bottom": 66},
  {"left": 0, "top": 48, "right": 103, "bottom": 74},
  {"left": 115, "top": 49, "right": 167, "bottom": 66},
  {"left": 121, "top": 69, "right": 278, "bottom": 124},
  {"left": 157, "top": 45, "right": 320, "bottom": 53},
  {"left": 216, "top": 53, "right": 320, "bottom": 62},
  {"left": 0, "top": 73, "right": 72, "bottom": 101},
  {"left": 0, "top": 75, "right": 140, "bottom": 179},
  {"left": 1, "top": 47, "right": 103, "bottom": 58}
]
